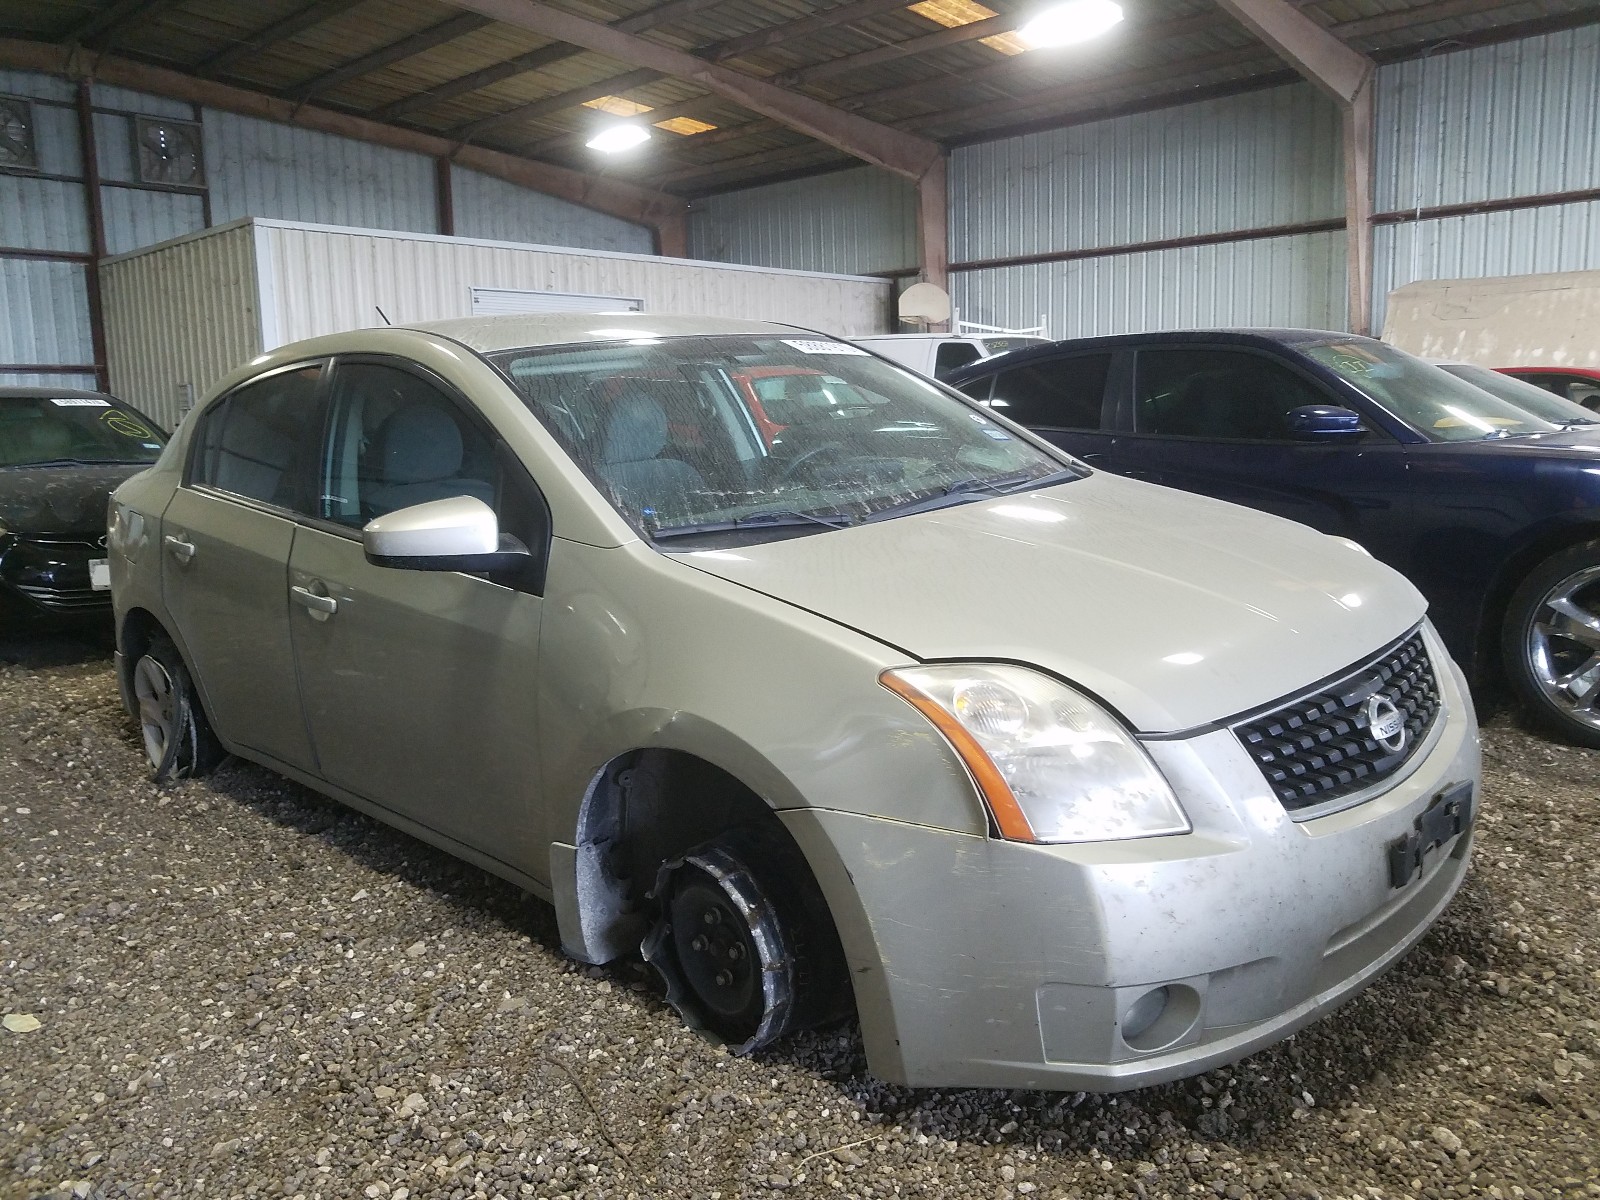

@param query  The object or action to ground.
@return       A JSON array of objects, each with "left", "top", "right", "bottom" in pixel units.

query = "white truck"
[{"left": 853, "top": 317, "right": 1051, "bottom": 380}]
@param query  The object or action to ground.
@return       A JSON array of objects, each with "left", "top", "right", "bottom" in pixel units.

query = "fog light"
[
  {"left": 1120, "top": 983, "right": 1203, "bottom": 1053},
  {"left": 1121, "top": 986, "right": 1168, "bottom": 1041}
]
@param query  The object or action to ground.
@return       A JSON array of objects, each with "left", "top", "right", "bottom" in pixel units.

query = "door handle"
[
  {"left": 163, "top": 534, "right": 195, "bottom": 564},
  {"left": 290, "top": 585, "right": 338, "bottom": 619}
]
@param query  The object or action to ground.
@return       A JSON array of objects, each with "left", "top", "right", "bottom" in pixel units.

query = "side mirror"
[
  {"left": 1287, "top": 405, "right": 1366, "bottom": 441},
  {"left": 362, "top": 495, "right": 529, "bottom": 572}
]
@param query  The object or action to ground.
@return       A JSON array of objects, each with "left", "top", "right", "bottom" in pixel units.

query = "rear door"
[
  {"left": 161, "top": 362, "right": 325, "bottom": 771},
  {"left": 284, "top": 357, "right": 551, "bottom": 868},
  {"left": 1111, "top": 344, "right": 1413, "bottom": 553},
  {"left": 973, "top": 351, "right": 1120, "bottom": 466}
]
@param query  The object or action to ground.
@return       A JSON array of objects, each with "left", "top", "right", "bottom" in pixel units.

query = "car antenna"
[{"left": 375, "top": 305, "right": 392, "bottom": 326}]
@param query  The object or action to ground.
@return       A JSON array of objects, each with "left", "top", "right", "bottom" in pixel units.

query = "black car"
[
  {"left": 946, "top": 330, "right": 1600, "bottom": 747},
  {"left": 1, "top": 387, "right": 166, "bottom": 626}
]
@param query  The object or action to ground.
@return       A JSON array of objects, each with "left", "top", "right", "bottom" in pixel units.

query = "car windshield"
[
  {"left": 489, "top": 334, "right": 1077, "bottom": 545},
  {"left": 1435, "top": 363, "right": 1599, "bottom": 426},
  {"left": 1301, "top": 340, "right": 1575, "bottom": 442},
  {"left": 0, "top": 395, "right": 165, "bottom": 467}
]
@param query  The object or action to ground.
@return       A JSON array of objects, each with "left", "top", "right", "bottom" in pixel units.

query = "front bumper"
[
  {"left": 782, "top": 631, "right": 1479, "bottom": 1092},
  {"left": 0, "top": 533, "right": 113, "bottom": 622}
]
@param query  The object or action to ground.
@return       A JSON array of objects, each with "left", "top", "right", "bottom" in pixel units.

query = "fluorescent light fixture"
[
  {"left": 586, "top": 123, "right": 650, "bottom": 153},
  {"left": 1019, "top": 0, "right": 1124, "bottom": 47}
]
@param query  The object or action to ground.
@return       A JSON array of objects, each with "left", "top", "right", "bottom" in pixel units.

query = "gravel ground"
[{"left": 2, "top": 631, "right": 1597, "bottom": 1200}]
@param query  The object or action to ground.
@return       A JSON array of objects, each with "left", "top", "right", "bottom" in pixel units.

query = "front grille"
[
  {"left": 16, "top": 583, "right": 108, "bottom": 610},
  {"left": 1232, "top": 630, "right": 1441, "bottom": 813}
]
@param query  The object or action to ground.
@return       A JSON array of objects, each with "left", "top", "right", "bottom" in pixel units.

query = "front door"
[
  {"left": 285, "top": 358, "right": 550, "bottom": 876},
  {"left": 1112, "top": 345, "right": 1413, "bottom": 560},
  {"left": 161, "top": 362, "right": 324, "bottom": 772}
]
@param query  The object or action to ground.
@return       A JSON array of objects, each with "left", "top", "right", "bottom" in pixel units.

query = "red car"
[{"left": 1496, "top": 366, "right": 1600, "bottom": 410}]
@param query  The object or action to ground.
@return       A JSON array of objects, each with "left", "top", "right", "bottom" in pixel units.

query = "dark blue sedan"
[{"left": 946, "top": 330, "right": 1600, "bottom": 747}]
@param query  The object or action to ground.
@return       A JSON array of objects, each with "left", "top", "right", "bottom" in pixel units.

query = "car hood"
[
  {"left": 673, "top": 474, "right": 1427, "bottom": 733},
  {"left": 0, "top": 464, "right": 146, "bottom": 534}
]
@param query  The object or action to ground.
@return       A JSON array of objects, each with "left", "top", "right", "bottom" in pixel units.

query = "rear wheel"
[
  {"left": 642, "top": 830, "right": 849, "bottom": 1054},
  {"left": 1502, "top": 540, "right": 1600, "bottom": 748},
  {"left": 132, "top": 635, "right": 225, "bottom": 780}
]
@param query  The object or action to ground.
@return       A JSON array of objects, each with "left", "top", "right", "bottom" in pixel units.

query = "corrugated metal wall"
[
  {"left": 950, "top": 83, "right": 1346, "bottom": 335},
  {"left": 952, "top": 84, "right": 1342, "bottom": 263},
  {"left": 203, "top": 108, "right": 438, "bottom": 232},
  {"left": 100, "top": 223, "right": 263, "bottom": 429},
  {"left": 688, "top": 165, "right": 918, "bottom": 276},
  {"left": 1371, "top": 24, "right": 1600, "bottom": 330},
  {"left": 450, "top": 165, "right": 653, "bottom": 254},
  {"left": 0, "top": 69, "right": 96, "bottom": 390},
  {"left": 257, "top": 222, "right": 891, "bottom": 346},
  {"left": 957, "top": 230, "right": 1347, "bottom": 339}
]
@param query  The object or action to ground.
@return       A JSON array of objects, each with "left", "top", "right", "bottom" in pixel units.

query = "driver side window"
[
  {"left": 1135, "top": 349, "right": 1328, "bottom": 441},
  {"left": 320, "top": 362, "right": 499, "bottom": 527}
]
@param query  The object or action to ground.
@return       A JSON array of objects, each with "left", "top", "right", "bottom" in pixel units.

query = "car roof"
[
  {"left": 1503, "top": 366, "right": 1600, "bottom": 376},
  {"left": 404, "top": 313, "right": 805, "bottom": 353},
  {"left": 944, "top": 327, "right": 1367, "bottom": 376},
  {"left": 0, "top": 386, "right": 116, "bottom": 401}
]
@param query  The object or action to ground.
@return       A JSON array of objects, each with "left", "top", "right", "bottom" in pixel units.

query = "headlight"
[{"left": 881, "top": 664, "right": 1189, "bottom": 844}]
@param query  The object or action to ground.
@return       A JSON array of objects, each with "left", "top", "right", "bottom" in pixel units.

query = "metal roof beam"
[
  {"left": 60, "top": 0, "right": 183, "bottom": 50},
  {"left": 370, "top": 0, "right": 726, "bottom": 121},
  {"left": 371, "top": 42, "right": 578, "bottom": 121},
  {"left": 443, "top": 0, "right": 942, "bottom": 180},
  {"left": 195, "top": 0, "right": 366, "bottom": 79},
  {"left": 288, "top": 12, "right": 492, "bottom": 101},
  {"left": 701, "top": 0, "right": 915, "bottom": 63},
  {"left": 1212, "top": 0, "right": 1372, "bottom": 104},
  {"left": 448, "top": 66, "right": 662, "bottom": 138},
  {"left": 0, "top": 38, "right": 682, "bottom": 234}
]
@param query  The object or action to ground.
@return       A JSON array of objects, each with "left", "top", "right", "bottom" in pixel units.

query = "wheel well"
[
  {"left": 1476, "top": 525, "right": 1600, "bottom": 686},
  {"left": 116, "top": 607, "right": 166, "bottom": 707},
  {"left": 568, "top": 750, "right": 849, "bottom": 990}
]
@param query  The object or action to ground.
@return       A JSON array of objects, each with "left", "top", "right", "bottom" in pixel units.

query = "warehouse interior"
[
  {"left": 5, "top": 3, "right": 1600, "bottom": 1200},
  {"left": 2, "top": 0, "right": 1598, "bottom": 396}
]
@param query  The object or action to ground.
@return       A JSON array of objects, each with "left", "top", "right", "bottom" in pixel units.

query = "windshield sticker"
[
  {"left": 50, "top": 397, "right": 111, "bottom": 407},
  {"left": 781, "top": 339, "right": 867, "bottom": 356},
  {"left": 983, "top": 428, "right": 1013, "bottom": 440}
]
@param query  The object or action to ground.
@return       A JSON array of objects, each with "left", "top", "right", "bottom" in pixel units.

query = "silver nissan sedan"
[{"left": 108, "top": 314, "right": 1479, "bottom": 1091}]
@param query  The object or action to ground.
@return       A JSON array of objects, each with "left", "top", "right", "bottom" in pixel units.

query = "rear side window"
[
  {"left": 1135, "top": 348, "right": 1327, "bottom": 440},
  {"left": 934, "top": 342, "right": 984, "bottom": 378},
  {"left": 987, "top": 355, "right": 1112, "bottom": 430},
  {"left": 192, "top": 365, "right": 322, "bottom": 510}
]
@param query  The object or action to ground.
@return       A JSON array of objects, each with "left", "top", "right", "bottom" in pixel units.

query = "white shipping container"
[{"left": 100, "top": 217, "right": 894, "bottom": 428}]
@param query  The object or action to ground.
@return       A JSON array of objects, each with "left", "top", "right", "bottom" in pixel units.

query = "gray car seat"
[
  {"left": 365, "top": 403, "right": 495, "bottom": 516},
  {"left": 596, "top": 392, "right": 706, "bottom": 516}
]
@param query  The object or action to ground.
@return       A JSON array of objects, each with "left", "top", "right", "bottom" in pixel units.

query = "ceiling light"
[
  {"left": 586, "top": 123, "right": 650, "bottom": 153},
  {"left": 1019, "top": 0, "right": 1124, "bottom": 47}
]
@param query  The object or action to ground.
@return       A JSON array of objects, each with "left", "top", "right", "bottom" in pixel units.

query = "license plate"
[
  {"left": 89, "top": 558, "right": 110, "bottom": 590},
  {"left": 1388, "top": 782, "right": 1472, "bottom": 888}
]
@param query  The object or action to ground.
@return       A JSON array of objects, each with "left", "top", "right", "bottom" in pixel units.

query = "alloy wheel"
[
  {"left": 132, "top": 654, "right": 176, "bottom": 768},
  {"left": 1526, "top": 563, "right": 1600, "bottom": 731}
]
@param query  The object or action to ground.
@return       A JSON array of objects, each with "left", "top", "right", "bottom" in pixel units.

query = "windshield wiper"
[
  {"left": 650, "top": 508, "right": 858, "bottom": 541},
  {"left": 864, "top": 467, "right": 1077, "bottom": 523}
]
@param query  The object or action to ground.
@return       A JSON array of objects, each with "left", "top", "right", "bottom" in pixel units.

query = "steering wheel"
[{"left": 777, "top": 441, "right": 848, "bottom": 483}]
